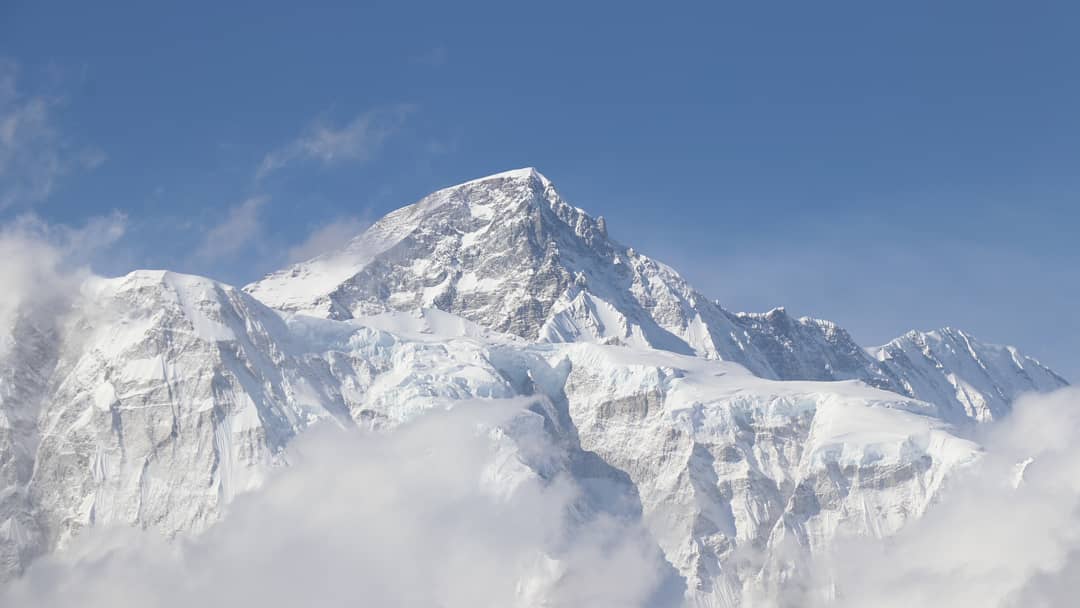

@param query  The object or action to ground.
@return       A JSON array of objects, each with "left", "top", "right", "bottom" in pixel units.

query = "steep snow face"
[
  {"left": 0, "top": 271, "right": 570, "bottom": 582},
  {"left": 18, "top": 272, "right": 328, "bottom": 566},
  {"left": 0, "top": 270, "right": 432, "bottom": 579},
  {"left": 552, "top": 344, "right": 977, "bottom": 607},
  {"left": 871, "top": 328, "right": 1068, "bottom": 424},
  {"left": 0, "top": 316, "right": 58, "bottom": 576}
]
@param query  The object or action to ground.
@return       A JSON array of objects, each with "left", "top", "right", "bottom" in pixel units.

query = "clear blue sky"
[{"left": 1, "top": 0, "right": 1077, "bottom": 380}]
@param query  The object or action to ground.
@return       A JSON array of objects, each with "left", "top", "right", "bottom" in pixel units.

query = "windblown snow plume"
[{"left": 0, "top": 213, "right": 125, "bottom": 346}]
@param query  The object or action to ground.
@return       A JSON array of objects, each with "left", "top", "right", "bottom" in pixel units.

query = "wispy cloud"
[
  {"left": 0, "top": 59, "right": 105, "bottom": 209},
  {"left": 285, "top": 216, "right": 369, "bottom": 263},
  {"left": 194, "top": 196, "right": 268, "bottom": 261},
  {"left": 255, "top": 105, "right": 413, "bottom": 181}
]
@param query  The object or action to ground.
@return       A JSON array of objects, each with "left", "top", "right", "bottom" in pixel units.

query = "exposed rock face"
[
  {"left": 0, "top": 169, "right": 1068, "bottom": 606},
  {"left": 730, "top": 307, "right": 900, "bottom": 388}
]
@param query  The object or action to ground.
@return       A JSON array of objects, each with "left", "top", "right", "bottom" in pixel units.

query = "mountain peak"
[
  {"left": 246, "top": 166, "right": 613, "bottom": 326},
  {"left": 245, "top": 169, "right": 1068, "bottom": 413},
  {"left": 871, "top": 325, "right": 1068, "bottom": 422},
  {"left": 455, "top": 166, "right": 552, "bottom": 188}
]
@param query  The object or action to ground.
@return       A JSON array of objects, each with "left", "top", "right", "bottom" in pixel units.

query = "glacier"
[{"left": 0, "top": 168, "right": 1069, "bottom": 606}]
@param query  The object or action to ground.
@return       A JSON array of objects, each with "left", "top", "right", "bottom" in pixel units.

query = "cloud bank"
[
  {"left": 0, "top": 401, "right": 673, "bottom": 608},
  {"left": 744, "top": 387, "right": 1080, "bottom": 607}
]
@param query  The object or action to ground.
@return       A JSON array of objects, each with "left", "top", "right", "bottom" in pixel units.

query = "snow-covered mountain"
[
  {"left": 0, "top": 168, "right": 1069, "bottom": 606},
  {"left": 248, "top": 168, "right": 813, "bottom": 373},
  {"left": 871, "top": 327, "right": 1068, "bottom": 424},
  {"left": 247, "top": 168, "right": 1066, "bottom": 421}
]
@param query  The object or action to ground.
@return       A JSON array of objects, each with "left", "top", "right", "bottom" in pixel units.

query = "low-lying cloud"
[
  {"left": 0, "top": 401, "right": 672, "bottom": 608},
  {"left": 748, "top": 387, "right": 1080, "bottom": 607}
]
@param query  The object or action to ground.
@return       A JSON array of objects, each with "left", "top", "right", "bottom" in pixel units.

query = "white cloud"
[
  {"left": 256, "top": 105, "right": 413, "bottom": 180},
  {"left": 746, "top": 387, "right": 1080, "bottom": 607},
  {"left": 0, "top": 59, "right": 104, "bottom": 208},
  {"left": 193, "top": 196, "right": 268, "bottom": 261},
  {"left": 285, "top": 216, "right": 369, "bottom": 263},
  {"left": 0, "top": 401, "right": 672, "bottom": 608},
  {"left": 0, "top": 212, "right": 126, "bottom": 356}
]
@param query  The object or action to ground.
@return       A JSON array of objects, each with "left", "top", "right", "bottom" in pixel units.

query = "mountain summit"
[
  {"left": 247, "top": 168, "right": 1066, "bottom": 422},
  {"left": 246, "top": 169, "right": 891, "bottom": 376},
  {"left": 247, "top": 167, "right": 635, "bottom": 338}
]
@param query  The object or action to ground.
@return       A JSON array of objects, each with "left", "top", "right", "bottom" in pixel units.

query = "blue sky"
[{"left": 1, "top": 0, "right": 1077, "bottom": 379}]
